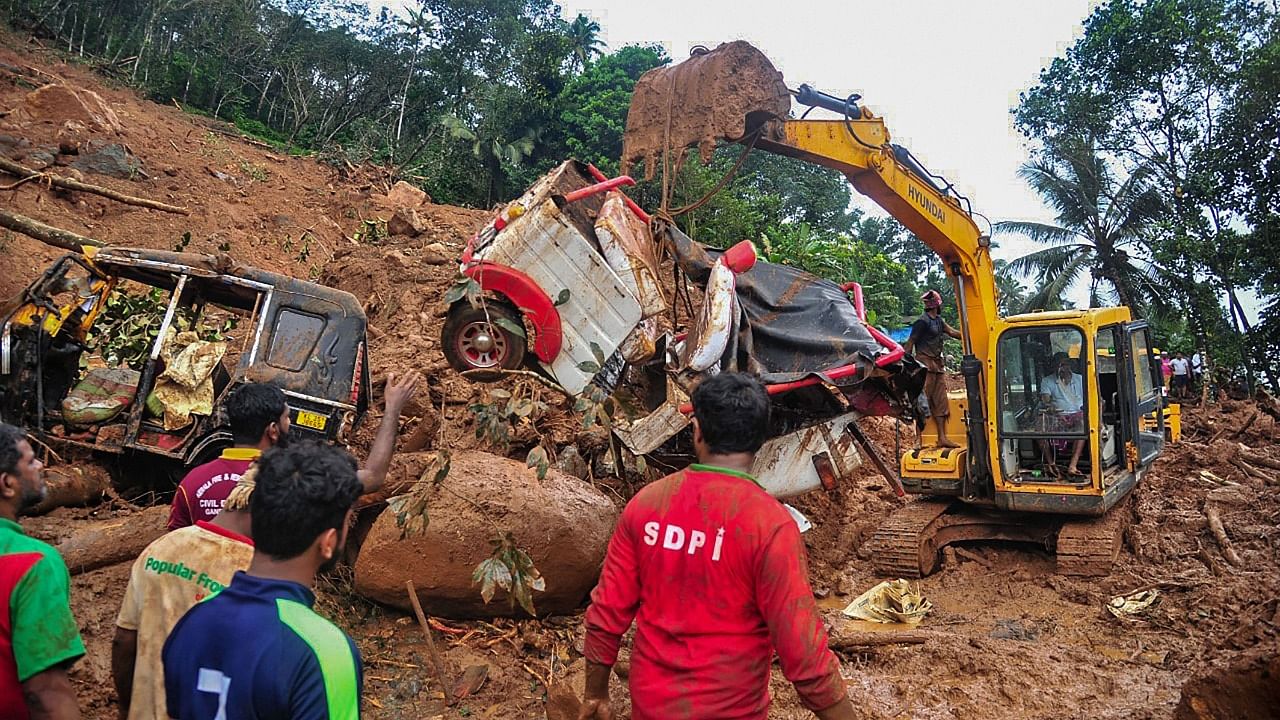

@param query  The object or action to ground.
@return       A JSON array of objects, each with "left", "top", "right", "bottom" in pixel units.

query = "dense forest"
[{"left": 2, "top": 0, "right": 1276, "bottom": 388}]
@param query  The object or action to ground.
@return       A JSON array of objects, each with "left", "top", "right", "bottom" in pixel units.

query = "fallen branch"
[
  {"left": 1237, "top": 444, "right": 1280, "bottom": 472},
  {"left": 406, "top": 580, "right": 455, "bottom": 705},
  {"left": 0, "top": 208, "right": 103, "bottom": 250},
  {"left": 460, "top": 367, "right": 572, "bottom": 400},
  {"left": 0, "top": 156, "right": 189, "bottom": 214},
  {"left": 1204, "top": 503, "right": 1243, "bottom": 567},
  {"left": 831, "top": 631, "right": 932, "bottom": 649},
  {"left": 1230, "top": 410, "right": 1260, "bottom": 439},
  {"left": 955, "top": 547, "right": 993, "bottom": 569}
]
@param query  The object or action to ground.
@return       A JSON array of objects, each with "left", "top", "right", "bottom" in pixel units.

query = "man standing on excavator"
[{"left": 903, "top": 289, "right": 963, "bottom": 448}]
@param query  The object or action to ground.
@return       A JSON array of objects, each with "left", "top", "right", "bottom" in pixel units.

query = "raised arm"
[{"left": 356, "top": 370, "right": 422, "bottom": 493}]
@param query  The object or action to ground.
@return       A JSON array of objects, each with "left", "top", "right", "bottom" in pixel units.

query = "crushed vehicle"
[
  {"left": 1, "top": 247, "right": 370, "bottom": 482},
  {"left": 441, "top": 159, "right": 923, "bottom": 499}
]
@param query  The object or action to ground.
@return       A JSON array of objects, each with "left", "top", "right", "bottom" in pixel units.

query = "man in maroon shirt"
[
  {"left": 580, "top": 373, "right": 856, "bottom": 720},
  {"left": 169, "top": 372, "right": 420, "bottom": 529}
]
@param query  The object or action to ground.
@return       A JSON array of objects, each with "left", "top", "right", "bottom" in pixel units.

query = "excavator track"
[
  {"left": 869, "top": 498, "right": 956, "bottom": 578},
  {"left": 1055, "top": 497, "right": 1133, "bottom": 577}
]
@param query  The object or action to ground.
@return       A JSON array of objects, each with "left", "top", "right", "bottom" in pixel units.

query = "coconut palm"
[
  {"left": 565, "top": 14, "right": 604, "bottom": 72},
  {"left": 996, "top": 137, "right": 1166, "bottom": 314}
]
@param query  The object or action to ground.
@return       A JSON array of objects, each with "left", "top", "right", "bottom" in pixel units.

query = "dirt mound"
[
  {"left": 354, "top": 450, "right": 617, "bottom": 618},
  {"left": 1175, "top": 644, "right": 1280, "bottom": 720},
  {"left": 621, "top": 40, "right": 791, "bottom": 180},
  {"left": 12, "top": 82, "right": 123, "bottom": 134}
]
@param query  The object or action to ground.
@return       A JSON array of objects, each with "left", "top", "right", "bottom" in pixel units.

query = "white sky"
[{"left": 555, "top": 0, "right": 1096, "bottom": 260}]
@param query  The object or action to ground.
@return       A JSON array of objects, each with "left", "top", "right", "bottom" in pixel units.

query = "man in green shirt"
[{"left": 0, "top": 422, "right": 85, "bottom": 720}]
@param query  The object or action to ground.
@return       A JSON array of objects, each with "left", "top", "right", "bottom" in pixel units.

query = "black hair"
[
  {"left": 690, "top": 373, "right": 770, "bottom": 455},
  {"left": 249, "top": 441, "right": 361, "bottom": 560},
  {"left": 225, "top": 383, "right": 287, "bottom": 445},
  {"left": 0, "top": 423, "right": 25, "bottom": 476}
]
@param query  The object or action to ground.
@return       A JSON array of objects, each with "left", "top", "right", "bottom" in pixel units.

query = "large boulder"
[
  {"left": 374, "top": 180, "right": 433, "bottom": 237},
  {"left": 354, "top": 451, "right": 618, "bottom": 618},
  {"left": 15, "top": 84, "right": 124, "bottom": 135}
]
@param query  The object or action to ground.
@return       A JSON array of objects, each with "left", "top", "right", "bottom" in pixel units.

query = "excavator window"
[{"left": 996, "top": 327, "right": 1091, "bottom": 481}]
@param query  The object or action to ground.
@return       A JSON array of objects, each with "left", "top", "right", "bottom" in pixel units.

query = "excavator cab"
[{"left": 992, "top": 315, "right": 1164, "bottom": 503}]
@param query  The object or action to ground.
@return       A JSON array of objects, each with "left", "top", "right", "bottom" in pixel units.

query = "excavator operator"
[{"left": 902, "top": 289, "right": 962, "bottom": 448}]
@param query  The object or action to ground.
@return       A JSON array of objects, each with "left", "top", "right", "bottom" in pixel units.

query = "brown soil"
[
  {"left": 3, "top": 33, "right": 1279, "bottom": 720},
  {"left": 620, "top": 40, "right": 791, "bottom": 181}
]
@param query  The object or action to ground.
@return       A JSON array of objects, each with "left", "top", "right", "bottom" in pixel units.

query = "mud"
[{"left": 621, "top": 40, "right": 791, "bottom": 181}]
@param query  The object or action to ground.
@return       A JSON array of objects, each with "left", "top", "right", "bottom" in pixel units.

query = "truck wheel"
[{"left": 442, "top": 303, "right": 527, "bottom": 381}]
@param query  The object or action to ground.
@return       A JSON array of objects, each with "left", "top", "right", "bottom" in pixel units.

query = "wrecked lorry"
[
  {"left": 441, "top": 159, "right": 922, "bottom": 497},
  {"left": 1, "top": 247, "right": 370, "bottom": 483}
]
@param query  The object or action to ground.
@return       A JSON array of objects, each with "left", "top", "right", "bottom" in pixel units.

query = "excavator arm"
[
  {"left": 755, "top": 105, "right": 997, "bottom": 361},
  {"left": 621, "top": 42, "right": 999, "bottom": 485}
]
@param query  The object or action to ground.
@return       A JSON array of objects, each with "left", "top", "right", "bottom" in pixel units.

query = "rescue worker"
[
  {"left": 162, "top": 441, "right": 364, "bottom": 719},
  {"left": 0, "top": 423, "right": 84, "bottom": 720},
  {"left": 580, "top": 373, "right": 856, "bottom": 720},
  {"left": 113, "top": 474, "right": 255, "bottom": 720},
  {"left": 902, "top": 289, "right": 963, "bottom": 448},
  {"left": 168, "top": 372, "right": 421, "bottom": 529}
]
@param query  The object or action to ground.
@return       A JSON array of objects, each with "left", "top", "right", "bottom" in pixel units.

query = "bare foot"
[
  {"left": 1067, "top": 466, "right": 1081, "bottom": 476},
  {"left": 935, "top": 438, "right": 960, "bottom": 449}
]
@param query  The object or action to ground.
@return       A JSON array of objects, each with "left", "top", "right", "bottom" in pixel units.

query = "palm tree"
[
  {"left": 995, "top": 137, "right": 1166, "bottom": 314},
  {"left": 565, "top": 14, "right": 604, "bottom": 72}
]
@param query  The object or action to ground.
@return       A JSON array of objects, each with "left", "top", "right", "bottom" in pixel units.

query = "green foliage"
[
  {"left": 86, "top": 287, "right": 235, "bottom": 370},
  {"left": 1013, "top": 0, "right": 1279, "bottom": 389},
  {"left": 472, "top": 532, "right": 545, "bottom": 616},
  {"left": 468, "top": 385, "right": 548, "bottom": 450},
  {"left": 388, "top": 450, "right": 451, "bottom": 539}
]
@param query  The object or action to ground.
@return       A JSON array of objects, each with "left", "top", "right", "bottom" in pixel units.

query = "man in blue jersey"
[{"left": 162, "top": 441, "right": 364, "bottom": 719}]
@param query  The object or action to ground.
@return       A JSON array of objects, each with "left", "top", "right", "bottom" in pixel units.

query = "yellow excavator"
[{"left": 622, "top": 42, "right": 1168, "bottom": 577}]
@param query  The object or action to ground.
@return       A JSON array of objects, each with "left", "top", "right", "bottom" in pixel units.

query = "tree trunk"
[
  {"left": 57, "top": 506, "right": 169, "bottom": 575},
  {"left": 0, "top": 209, "right": 105, "bottom": 251},
  {"left": 24, "top": 466, "right": 111, "bottom": 515}
]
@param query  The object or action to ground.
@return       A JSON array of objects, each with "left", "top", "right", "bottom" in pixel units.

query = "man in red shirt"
[
  {"left": 580, "top": 373, "right": 855, "bottom": 720},
  {"left": 168, "top": 372, "right": 420, "bottom": 529}
]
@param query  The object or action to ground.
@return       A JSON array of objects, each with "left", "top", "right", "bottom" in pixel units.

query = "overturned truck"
[{"left": 441, "top": 159, "right": 922, "bottom": 497}]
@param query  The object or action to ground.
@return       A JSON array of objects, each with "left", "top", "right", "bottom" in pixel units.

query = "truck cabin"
[{"left": 0, "top": 248, "right": 369, "bottom": 465}]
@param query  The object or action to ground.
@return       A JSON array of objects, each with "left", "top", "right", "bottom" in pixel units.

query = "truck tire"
[{"left": 442, "top": 303, "right": 527, "bottom": 381}]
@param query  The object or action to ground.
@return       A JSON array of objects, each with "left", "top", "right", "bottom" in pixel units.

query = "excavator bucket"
[{"left": 621, "top": 40, "right": 791, "bottom": 181}]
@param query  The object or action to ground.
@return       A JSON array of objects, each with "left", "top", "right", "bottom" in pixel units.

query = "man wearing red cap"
[{"left": 903, "top": 289, "right": 962, "bottom": 448}]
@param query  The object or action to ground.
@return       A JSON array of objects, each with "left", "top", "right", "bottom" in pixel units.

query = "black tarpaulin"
[{"left": 666, "top": 225, "right": 891, "bottom": 383}]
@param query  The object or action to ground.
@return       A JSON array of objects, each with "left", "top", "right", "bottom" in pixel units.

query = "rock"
[
  {"left": 386, "top": 207, "right": 426, "bottom": 237},
  {"left": 163, "top": 166, "right": 179, "bottom": 177},
  {"left": 16, "top": 84, "right": 123, "bottom": 134},
  {"left": 55, "top": 119, "right": 91, "bottom": 154},
  {"left": 421, "top": 241, "right": 451, "bottom": 265},
  {"left": 554, "top": 445, "right": 589, "bottom": 481},
  {"left": 0, "top": 133, "right": 30, "bottom": 160},
  {"left": 354, "top": 450, "right": 618, "bottom": 618},
  {"left": 23, "top": 149, "right": 55, "bottom": 170},
  {"left": 70, "top": 143, "right": 140, "bottom": 179},
  {"left": 377, "top": 180, "right": 433, "bottom": 237},
  {"left": 375, "top": 180, "right": 431, "bottom": 210}
]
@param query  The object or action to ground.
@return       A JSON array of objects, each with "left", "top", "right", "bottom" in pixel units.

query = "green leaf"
[
  {"left": 492, "top": 316, "right": 525, "bottom": 339},
  {"left": 489, "top": 389, "right": 511, "bottom": 400},
  {"left": 554, "top": 288, "right": 571, "bottom": 307},
  {"left": 576, "top": 360, "right": 600, "bottom": 374},
  {"left": 443, "top": 280, "right": 469, "bottom": 305},
  {"left": 589, "top": 341, "right": 606, "bottom": 366},
  {"left": 525, "top": 445, "right": 547, "bottom": 470}
]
